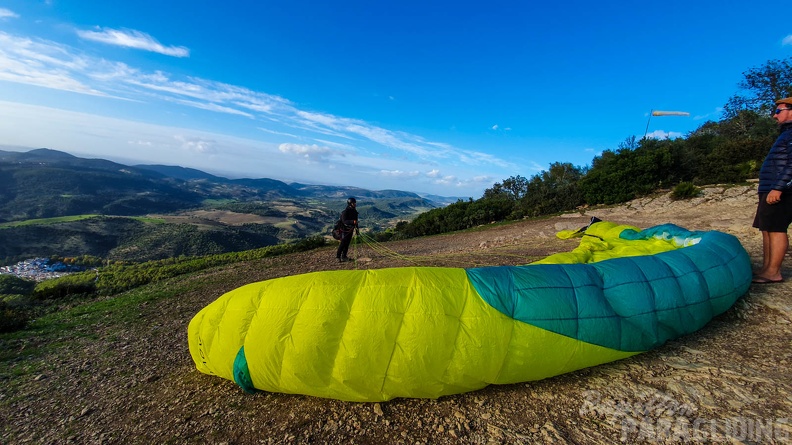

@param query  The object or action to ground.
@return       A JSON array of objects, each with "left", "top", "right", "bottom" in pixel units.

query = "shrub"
[
  {"left": 671, "top": 182, "right": 701, "bottom": 200},
  {"left": 33, "top": 273, "right": 97, "bottom": 300},
  {"left": 0, "top": 275, "right": 36, "bottom": 295},
  {"left": 29, "top": 236, "right": 328, "bottom": 299},
  {"left": 0, "top": 296, "right": 31, "bottom": 332}
]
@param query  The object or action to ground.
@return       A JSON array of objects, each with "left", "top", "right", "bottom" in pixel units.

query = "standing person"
[
  {"left": 752, "top": 97, "right": 792, "bottom": 284},
  {"left": 336, "top": 197, "right": 359, "bottom": 262}
]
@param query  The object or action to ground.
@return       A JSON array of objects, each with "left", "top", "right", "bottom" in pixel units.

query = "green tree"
[
  {"left": 723, "top": 57, "right": 792, "bottom": 118},
  {"left": 483, "top": 175, "right": 529, "bottom": 201},
  {"left": 0, "top": 275, "right": 36, "bottom": 295},
  {"left": 516, "top": 162, "right": 584, "bottom": 217}
]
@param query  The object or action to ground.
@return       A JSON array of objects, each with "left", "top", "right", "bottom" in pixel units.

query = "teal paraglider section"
[{"left": 466, "top": 225, "right": 751, "bottom": 351}]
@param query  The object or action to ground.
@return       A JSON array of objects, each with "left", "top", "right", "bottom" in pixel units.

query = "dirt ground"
[{"left": 2, "top": 184, "right": 791, "bottom": 444}]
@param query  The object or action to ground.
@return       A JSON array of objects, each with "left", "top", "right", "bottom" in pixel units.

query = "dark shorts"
[{"left": 753, "top": 192, "right": 792, "bottom": 232}]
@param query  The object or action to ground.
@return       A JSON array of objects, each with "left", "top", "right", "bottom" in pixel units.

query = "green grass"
[
  {"left": 0, "top": 214, "right": 101, "bottom": 228},
  {"left": 0, "top": 281, "right": 181, "bottom": 361},
  {"left": 0, "top": 214, "right": 166, "bottom": 229}
]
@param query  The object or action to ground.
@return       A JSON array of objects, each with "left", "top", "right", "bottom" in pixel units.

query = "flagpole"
[{"left": 643, "top": 109, "right": 654, "bottom": 140}]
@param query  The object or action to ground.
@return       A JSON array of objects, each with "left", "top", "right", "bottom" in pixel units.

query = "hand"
[{"left": 767, "top": 190, "right": 783, "bottom": 205}]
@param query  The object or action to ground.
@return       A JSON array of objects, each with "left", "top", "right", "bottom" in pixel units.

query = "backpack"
[{"left": 331, "top": 219, "right": 344, "bottom": 240}]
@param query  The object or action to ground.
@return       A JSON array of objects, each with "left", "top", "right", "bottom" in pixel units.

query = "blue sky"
[{"left": 0, "top": 1, "right": 790, "bottom": 198}]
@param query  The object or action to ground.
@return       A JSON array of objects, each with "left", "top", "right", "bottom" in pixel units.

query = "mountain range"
[{"left": 0, "top": 148, "right": 455, "bottom": 264}]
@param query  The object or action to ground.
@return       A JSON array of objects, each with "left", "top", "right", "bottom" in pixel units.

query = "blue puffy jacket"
[{"left": 758, "top": 122, "right": 792, "bottom": 193}]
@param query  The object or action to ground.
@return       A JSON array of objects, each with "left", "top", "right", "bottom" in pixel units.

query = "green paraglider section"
[{"left": 233, "top": 346, "right": 256, "bottom": 394}]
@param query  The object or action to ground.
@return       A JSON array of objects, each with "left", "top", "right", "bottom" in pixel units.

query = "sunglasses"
[{"left": 775, "top": 108, "right": 792, "bottom": 114}]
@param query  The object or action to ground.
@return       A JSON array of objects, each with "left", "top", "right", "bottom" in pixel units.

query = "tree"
[
  {"left": 483, "top": 175, "right": 529, "bottom": 201},
  {"left": 723, "top": 58, "right": 792, "bottom": 118},
  {"left": 513, "top": 163, "right": 584, "bottom": 217}
]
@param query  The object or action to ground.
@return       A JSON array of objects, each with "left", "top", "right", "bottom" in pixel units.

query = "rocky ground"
[{"left": 2, "top": 184, "right": 791, "bottom": 444}]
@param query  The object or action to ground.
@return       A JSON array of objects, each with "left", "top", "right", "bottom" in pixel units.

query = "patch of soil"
[
  {"left": 155, "top": 210, "right": 277, "bottom": 226},
  {"left": 2, "top": 185, "right": 791, "bottom": 444}
]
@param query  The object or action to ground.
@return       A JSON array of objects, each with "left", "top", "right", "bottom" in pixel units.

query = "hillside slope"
[{"left": 1, "top": 184, "right": 790, "bottom": 444}]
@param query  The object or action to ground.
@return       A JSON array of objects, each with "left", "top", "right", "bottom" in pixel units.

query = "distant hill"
[
  {"left": 0, "top": 148, "right": 453, "bottom": 264},
  {"left": 1, "top": 148, "right": 166, "bottom": 179},
  {"left": 289, "top": 183, "right": 422, "bottom": 200},
  {"left": 0, "top": 149, "right": 201, "bottom": 222},
  {"left": 134, "top": 164, "right": 223, "bottom": 181},
  {"left": 420, "top": 193, "right": 468, "bottom": 205}
]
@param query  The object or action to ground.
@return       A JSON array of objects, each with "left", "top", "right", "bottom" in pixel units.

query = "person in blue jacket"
[
  {"left": 336, "top": 197, "right": 359, "bottom": 262},
  {"left": 752, "top": 97, "right": 792, "bottom": 283}
]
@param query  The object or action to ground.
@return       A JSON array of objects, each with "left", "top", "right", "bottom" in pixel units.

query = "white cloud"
[
  {"left": 175, "top": 135, "right": 217, "bottom": 154},
  {"left": 426, "top": 169, "right": 441, "bottom": 178},
  {"left": 258, "top": 127, "right": 300, "bottom": 138},
  {"left": 645, "top": 130, "right": 683, "bottom": 140},
  {"left": 491, "top": 124, "right": 499, "bottom": 130},
  {"left": 346, "top": 124, "right": 438, "bottom": 157},
  {"left": 783, "top": 35, "right": 792, "bottom": 46},
  {"left": 278, "top": 143, "right": 336, "bottom": 163},
  {"left": 295, "top": 110, "right": 453, "bottom": 159},
  {"left": 458, "top": 150, "right": 514, "bottom": 169},
  {"left": 433, "top": 175, "right": 459, "bottom": 186},
  {"left": 0, "top": 8, "right": 19, "bottom": 19},
  {"left": 380, "top": 170, "right": 419, "bottom": 178},
  {"left": 0, "top": 32, "right": 107, "bottom": 96},
  {"left": 76, "top": 27, "right": 190, "bottom": 57},
  {"left": 312, "top": 138, "right": 355, "bottom": 150},
  {"left": 170, "top": 98, "right": 253, "bottom": 118}
]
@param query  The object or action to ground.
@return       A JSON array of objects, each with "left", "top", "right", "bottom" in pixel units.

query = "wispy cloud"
[
  {"left": 0, "top": 33, "right": 107, "bottom": 96},
  {"left": 528, "top": 161, "right": 545, "bottom": 171},
  {"left": 0, "top": 30, "right": 514, "bottom": 194},
  {"left": 783, "top": 35, "right": 792, "bottom": 46},
  {"left": 0, "top": 8, "right": 19, "bottom": 19},
  {"left": 380, "top": 170, "right": 420, "bottom": 178},
  {"left": 0, "top": 30, "right": 515, "bottom": 169},
  {"left": 258, "top": 127, "right": 301, "bottom": 138},
  {"left": 76, "top": 27, "right": 190, "bottom": 57},
  {"left": 693, "top": 107, "right": 723, "bottom": 120}
]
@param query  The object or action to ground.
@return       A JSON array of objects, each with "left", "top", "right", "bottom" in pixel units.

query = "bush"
[
  {"left": 0, "top": 275, "right": 36, "bottom": 295},
  {"left": 33, "top": 273, "right": 97, "bottom": 300},
  {"left": 29, "top": 236, "right": 328, "bottom": 299},
  {"left": 671, "top": 182, "right": 701, "bottom": 200},
  {"left": 0, "top": 296, "right": 31, "bottom": 332}
]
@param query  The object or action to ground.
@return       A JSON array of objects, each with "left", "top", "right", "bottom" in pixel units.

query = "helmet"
[{"left": 347, "top": 197, "right": 357, "bottom": 205}]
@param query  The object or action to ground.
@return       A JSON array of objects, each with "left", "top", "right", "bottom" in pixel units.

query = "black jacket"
[
  {"left": 340, "top": 206, "right": 358, "bottom": 229},
  {"left": 758, "top": 122, "right": 792, "bottom": 193}
]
